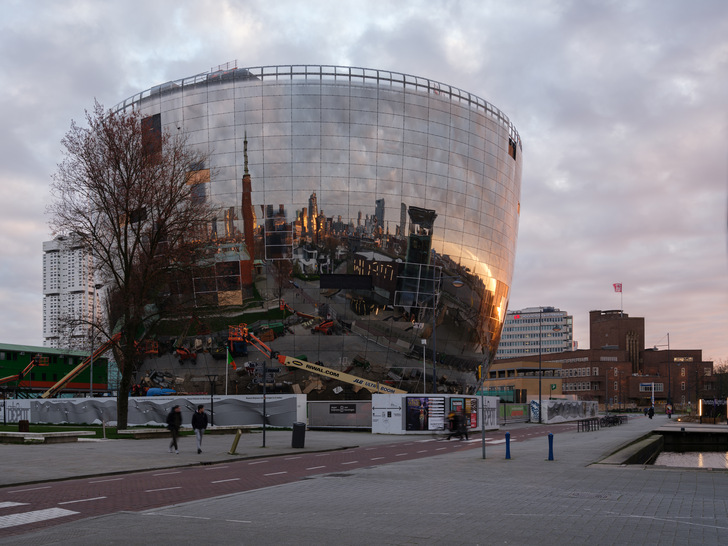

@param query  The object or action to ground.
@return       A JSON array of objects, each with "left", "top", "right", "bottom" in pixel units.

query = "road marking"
[
  {"left": 395, "top": 453, "right": 408, "bottom": 456},
  {"left": 203, "top": 466, "right": 229, "bottom": 471},
  {"left": 435, "top": 447, "right": 447, "bottom": 451},
  {"left": 89, "top": 477, "right": 125, "bottom": 483},
  {"left": 284, "top": 456, "right": 302, "bottom": 460},
  {"left": 145, "top": 487, "right": 182, "bottom": 493},
  {"left": 226, "top": 519, "right": 253, "bottom": 524},
  {"left": 0, "top": 508, "right": 78, "bottom": 529},
  {"left": 211, "top": 477, "right": 241, "bottom": 484},
  {"left": 58, "top": 496, "right": 107, "bottom": 505},
  {"left": 264, "top": 471, "right": 288, "bottom": 476},
  {"left": 8, "top": 486, "right": 51, "bottom": 493},
  {"left": 0, "top": 502, "right": 28, "bottom": 509},
  {"left": 305, "top": 466, "right": 326, "bottom": 470},
  {"left": 370, "top": 457, "right": 385, "bottom": 461},
  {"left": 341, "top": 461, "right": 358, "bottom": 465},
  {"left": 315, "top": 453, "right": 330, "bottom": 457},
  {"left": 152, "top": 472, "right": 181, "bottom": 477},
  {"left": 248, "top": 460, "right": 269, "bottom": 465},
  {"left": 149, "top": 513, "right": 209, "bottom": 520},
  {"left": 417, "top": 450, "right": 428, "bottom": 453}
]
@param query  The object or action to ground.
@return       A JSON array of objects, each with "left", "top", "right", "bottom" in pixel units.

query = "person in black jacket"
[
  {"left": 166, "top": 405, "right": 182, "bottom": 454},
  {"left": 191, "top": 404, "right": 209, "bottom": 454}
]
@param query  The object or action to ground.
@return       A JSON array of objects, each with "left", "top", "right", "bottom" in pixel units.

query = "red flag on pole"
[{"left": 613, "top": 283, "right": 622, "bottom": 293}]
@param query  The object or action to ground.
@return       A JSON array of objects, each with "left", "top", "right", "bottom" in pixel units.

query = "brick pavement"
[{"left": 3, "top": 415, "right": 728, "bottom": 545}]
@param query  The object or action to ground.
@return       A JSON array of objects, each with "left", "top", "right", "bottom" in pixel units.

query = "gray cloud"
[{"left": 0, "top": 0, "right": 725, "bottom": 360}]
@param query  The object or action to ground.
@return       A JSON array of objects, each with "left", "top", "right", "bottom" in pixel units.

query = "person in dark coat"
[
  {"left": 166, "top": 405, "right": 182, "bottom": 453},
  {"left": 647, "top": 406, "right": 655, "bottom": 419},
  {"left": 191, "top": 404, "right": 209, "bottom": 454}
]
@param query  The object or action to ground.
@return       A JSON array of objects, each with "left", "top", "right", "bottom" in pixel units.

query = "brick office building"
[{"left": 488, "top": 309, "right": 714, "bottom": 409}]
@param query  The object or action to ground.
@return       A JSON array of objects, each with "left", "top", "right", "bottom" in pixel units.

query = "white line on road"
[
  {"left": 305, "top": 466, "right": 326, "bottom": 470},
  {"left": 395, "top": 453, "right": 408, "bottom": 456},
  {"left": 370, "top": 457, "right": 385, "bottom": 461},
  {"left": 435, "top": 447, "right": 447, "bottom": 451},
  {"left": 0, "top": 502, "right": 28, "bottom": 509},
  {"left": 8, "top": 486, "right": 51, "bottom": 494},
  {"left": 203, "top": 466, "right": 229, "bottom": 471},
  {"left": 315, "top": 453, "right": 330, "bottom": 457},
  {"left": 148, "top": 513, "right": 209, "bottom": 520},
  {"left": 211, "top": 478, "right": 240, "bottom": 484},
  {"left": 341, "top": 461, "right": 358, "bottom": 465},
  {"left": 145, "top": 487, "right": 182, "bottom": 493},
  {"left": 89, "top": 477, "right": 125, "bottom": 483},
  {"left": 263, "top": 472, "right": 288, "bottom": 477},
  {"left": 58, "top": 496, "right": 107, "bottom": 505},
  {"left": 284, "top": 456, "right": 302, "bottom": 460},
  {"left": 417, "top": 450, "right": 428, "bottom": 453},
  {"left": 0, "top": 508, "right": 78, "bottom": 529},
  {"left": 152, "top": 472, "right": 181, "bottom": 477},
  {"left": 226, "top": 519, "right": 253, "bottom": 524},
  {"left": 248, "top": 460, "right": 269, "bottom": 465}
]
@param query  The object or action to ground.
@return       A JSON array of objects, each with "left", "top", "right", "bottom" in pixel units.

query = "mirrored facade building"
[{"left": 117, "top": 64, "right": 522, "bottom": 393}]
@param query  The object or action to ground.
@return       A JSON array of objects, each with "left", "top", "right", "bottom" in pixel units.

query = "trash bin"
[
  {"left": 292, "top": 422, "right": 306, "bottom": 448},
  {"left": 18, "top": 420, "right": 30, "bottom": 433}
]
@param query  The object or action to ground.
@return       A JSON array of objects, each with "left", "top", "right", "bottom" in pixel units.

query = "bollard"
[
  {"left": 228, "top": 428, "right": 243, "bottom": 455},
  {"left": 548, "top": 432, "right": 554, "bottom": 461},
  {"left": 505, "top": 432, "right": 511, "bottom": 459}
]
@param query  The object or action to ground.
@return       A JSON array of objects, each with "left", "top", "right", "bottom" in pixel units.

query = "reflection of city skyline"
[{"left": 123, "top": 64, "right": 522, "bottom": 387}]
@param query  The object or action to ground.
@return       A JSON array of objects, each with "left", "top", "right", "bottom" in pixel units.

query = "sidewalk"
[
  {"left": 1, "top": 415, "right": 668, "bottom": 487},
  {"left": 4, "top": 415, "right": 728, "bottom": 545}
]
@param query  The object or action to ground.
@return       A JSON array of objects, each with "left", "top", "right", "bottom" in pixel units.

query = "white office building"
[
  {"left": 495, "top": 306, "right": 574, "bottom": 359},
  {"left": 42, "top": 234, "right": 98, "bottom": 349}
]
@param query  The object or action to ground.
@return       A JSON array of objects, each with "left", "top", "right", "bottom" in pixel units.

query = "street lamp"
[
  {"left": 653, "top": 333, "right": 670, "bottom": 404},
  {"left": 205, "top": 374, "right": 218, "bottom": 426},
  {"left": 89, "top": 282, "right": 103, "bottom": 397},
  {"left": 538, "top": 307, "right": 542, "bottom": 423}
]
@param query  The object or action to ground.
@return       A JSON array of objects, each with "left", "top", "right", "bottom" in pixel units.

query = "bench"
[
  {"left": 117, "top": 428, "right": 170, "bottom": 439},
  {"left": 117, "top": 426, "right": 252, "bottom": 439},
  {"left": 0, "top": 431, "right": 97, "bottom": 444}
]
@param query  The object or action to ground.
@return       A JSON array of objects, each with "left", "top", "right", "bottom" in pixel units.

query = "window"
[
  {"left": 681, "top": 367, "right": 685, "bottom": 377},
  {"left": 681, "top": 382, "right": 686, "bottom": 391}
]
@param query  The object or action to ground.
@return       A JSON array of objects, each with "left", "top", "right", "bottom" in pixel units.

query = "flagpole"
[{"left": 225, "top": 348, "right": 229, "bottom": 396}]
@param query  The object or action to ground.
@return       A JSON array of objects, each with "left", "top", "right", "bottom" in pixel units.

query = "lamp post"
[
  {"left": 653, "top": 333, "right": 671, "bottom": 404},
  {"left": 421, "top": 339, "right": 427, "bottom": 393},
  {"left": 89, "top": 282, "right": 103, "bottom": 397},
  {"left": 538, "top": 307, "right": 543, "bottom": 424},
  {"left": 205, "top": 374, "right": 218, "bottom": 426}
]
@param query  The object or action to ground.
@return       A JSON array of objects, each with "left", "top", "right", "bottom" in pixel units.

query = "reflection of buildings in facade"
[{"left": 117, "top": 64, "right": 522, "bottom": 390}]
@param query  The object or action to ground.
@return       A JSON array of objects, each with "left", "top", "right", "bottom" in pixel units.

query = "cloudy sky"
[{"left": 1, "top": 0, "right": 726, "bottom": 361}]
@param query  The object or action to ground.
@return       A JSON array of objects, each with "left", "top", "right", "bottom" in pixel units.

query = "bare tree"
[{"left": 49, "top": 101, "right": 213, "bottom": 428}]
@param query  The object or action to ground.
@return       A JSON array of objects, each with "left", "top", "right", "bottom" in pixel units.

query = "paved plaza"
[{"left": 2, "top": 415, "right": 727, "bottom": 545}]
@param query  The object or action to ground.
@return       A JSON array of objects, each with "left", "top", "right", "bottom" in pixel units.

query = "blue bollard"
[
  {"left": 505, "top": 432, "right": 511, "bottom": 459},
  {"left": 548, "top": 432, "right": 554, "bottom": 461}
]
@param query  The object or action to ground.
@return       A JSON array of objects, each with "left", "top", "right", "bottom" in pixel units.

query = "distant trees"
[{"left": 49, "top": 101, "right": 213, "bottom": 428}]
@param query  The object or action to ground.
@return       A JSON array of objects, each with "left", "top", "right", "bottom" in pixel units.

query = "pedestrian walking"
[
  {"left": 192, "top": 404, "right": 209, "bottom": 454},
  {"left": 166, "top": 405, "right": 182, "bottom": 454}
]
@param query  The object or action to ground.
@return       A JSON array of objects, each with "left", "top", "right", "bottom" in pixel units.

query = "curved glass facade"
[{"left": 120, "top": 65, "right": 522, "bottom": 393}]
